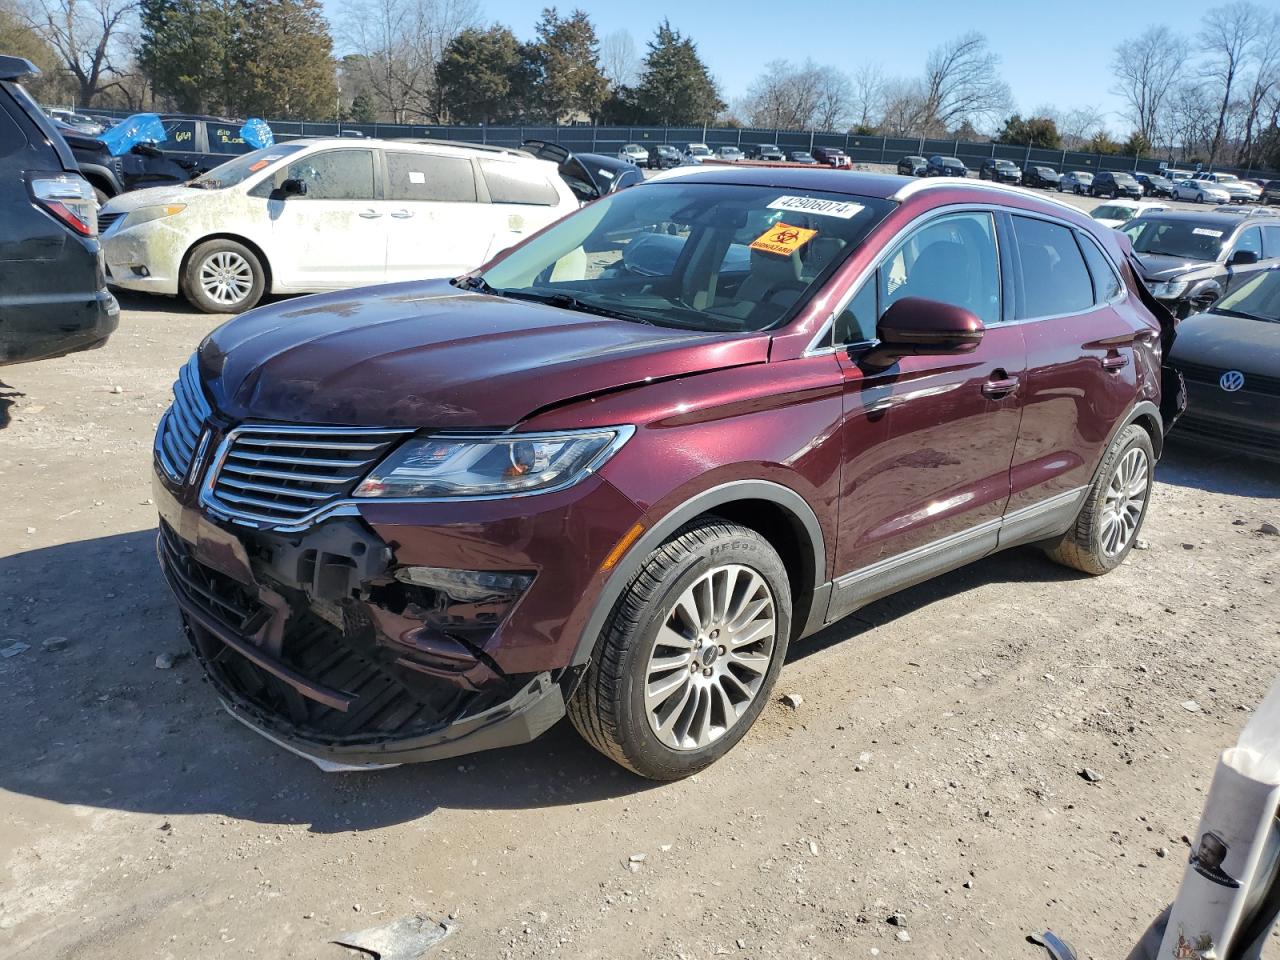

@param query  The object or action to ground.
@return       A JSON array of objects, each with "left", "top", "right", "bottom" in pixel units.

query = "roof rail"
[
  {"left": 406, "top": 138, "right": 532, "bottom": 158},
  {"left": 890, "top": 176, "right": 1085, "bottom": 216}
]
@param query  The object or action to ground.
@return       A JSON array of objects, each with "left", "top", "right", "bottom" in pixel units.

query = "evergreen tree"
[
  {"left": 996, "top": 114, "right": 1062, "bottom": 149},
  {"left": 437, "top": 25, "right": 523, "bottom": 124},
  {"left": 236, "top": 0, "right": 337, "bottom": 119},
  {"left": 632, "top": 20, "right": 723, "bottom": 126},
  {"left": 348, "top": 92, "right": 377, "bottom": 123},
  {"left": 139, "top": 0, "right": 245, "bottom": 114},
  {"left": 527, "top": 7, "right": 607, "bottom": 122}
]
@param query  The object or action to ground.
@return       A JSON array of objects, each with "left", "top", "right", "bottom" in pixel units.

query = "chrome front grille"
[
  {"left": 206, "top": 426, "right": 412, "bottom": 526},
  {"left": 156, "top": 354, "right": 212, "bottom": 481}
]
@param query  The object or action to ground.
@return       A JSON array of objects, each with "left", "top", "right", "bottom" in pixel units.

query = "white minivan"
[{"left": 100, "top": 139, "right": 577, "bottom": 313}]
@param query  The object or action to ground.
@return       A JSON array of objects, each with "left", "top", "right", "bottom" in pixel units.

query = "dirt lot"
[{"left": 2, "top": 190, "right": 1279, "bottom": 960}]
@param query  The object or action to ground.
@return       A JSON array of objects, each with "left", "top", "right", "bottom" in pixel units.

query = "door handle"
[
  {"left": 982, "top": 374, "right": 1020, "bottom": 399},
  {"left": 390, "top": 210, "right": 414, "bottom": 219},
  {"left": 359, "top": 209, "right": 382, "bottom": 219},
  {"left": 1101, "top": 354, "right": 1129, "bottom": 371}
]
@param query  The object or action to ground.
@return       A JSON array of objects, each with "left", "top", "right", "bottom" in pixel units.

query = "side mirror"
[
  {"left": 860, "top": 297, "right": 985, "bottom": 369},
  {"left": 1228, "top": 249, "right": 1259, "bottom": 266},
  {"left": 280, "top": 178, "right": 307, "bottom": 197}
]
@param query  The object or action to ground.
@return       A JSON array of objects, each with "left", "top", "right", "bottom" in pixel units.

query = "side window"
[
  {"left": 159, "top": 119, "right": 196, "bottom": 152},
  {"left": 1235, "top": 227, "right": 1263, "bottom": 258},
  {"left": 208, "top": 123, "right": 250, "bottom": 155},
  {"left": 878, "top": 211, "right": 1000, "bottom": 325},
  {"left": 1010, "top": 215, "right": 1094, "bottom": 318},
  {"left": 833, "top": 280, "right": 878, "bottom": 345},
  {"left": 281, "top": 150, "right": 375, "bottom": 201},
  {"left": 385, "top": 152, "right": 477, "bottom": 203},
  {"left": 1261, "top": 225, "right": 1280, "bottom": 258},
  {"left": 479, "top": 159, "right": 559, "bottom": 206},
  {"left": 1077, "top": 231, "right": 1123, "bottom": 302}
]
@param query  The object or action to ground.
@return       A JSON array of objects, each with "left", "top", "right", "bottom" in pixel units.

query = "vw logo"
[{"left": 1219, "top": 370, "right": 1245, "bottom": 393}]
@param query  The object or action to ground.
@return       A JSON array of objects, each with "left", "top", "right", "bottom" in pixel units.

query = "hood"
[
  {"left": 101, "top": 184, "right": 203, "bottom": 214},
  {"left": 1169, "top": 311, "right": 1280, "bottom": 376},
  {"left": 1133, "top": 252, "right": 1220, "bottom": 282},
  {"left": 198, "top": 280, "right": 772, "bottom": 428}
]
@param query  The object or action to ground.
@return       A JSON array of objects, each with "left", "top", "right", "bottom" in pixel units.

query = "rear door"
[
  {"left": 828, "top": 209, "right": 1025, "bottom": 618},
  {"left": 476, "top": 157, "right": 566, "bottom": 261},
  {"left": 1003, "top": 214, "right": 1140, "bottom": 530},
  {"left": 381, "top": 148, "right": 490, "bottom": 279},
  {"left": 265, "top": 147, "right": 386, "bottom": 287}
]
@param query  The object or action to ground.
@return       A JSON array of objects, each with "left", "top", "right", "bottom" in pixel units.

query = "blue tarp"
[
  {"left": 99, "top": 113, "right": 166, "bottom": 156},
  {"left": 240, "top": 118, "right": 272, "bottom": 148}
]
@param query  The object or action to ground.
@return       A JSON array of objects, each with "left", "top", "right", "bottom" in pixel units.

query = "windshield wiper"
[{"left": 495, "top": 289, "right": 655, "bottom": 325}]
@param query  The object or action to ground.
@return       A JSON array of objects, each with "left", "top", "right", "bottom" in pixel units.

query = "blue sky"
[{"left": 327, "top": 0, "right": 1207, "bottom": 131}]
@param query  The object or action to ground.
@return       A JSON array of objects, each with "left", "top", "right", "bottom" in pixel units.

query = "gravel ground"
[{"left": 1, "top": 190, "right": 1278, "bottom": 960}]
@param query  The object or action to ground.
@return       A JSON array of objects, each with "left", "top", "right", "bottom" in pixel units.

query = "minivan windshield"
[
  {"left": 477, "top": 181, "right": 894, "bottom": 332},
  {"left": 189, "top": 143, "right": 304, "bottom": 189},
  {"left": 1124, "top": 217, "right": 1226, "bottom": 261}
]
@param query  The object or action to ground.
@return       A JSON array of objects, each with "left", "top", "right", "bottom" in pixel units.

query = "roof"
[
  {"left": 647, "top": 166, "right": 911, "bottom": 198},
  {"left": 0, "top": 56, "right": 38, "bottom": 82}
]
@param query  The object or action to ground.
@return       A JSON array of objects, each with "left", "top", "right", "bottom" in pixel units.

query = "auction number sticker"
[
  {"left": 1192, "top": 227, "right": 1224, "bottom": 237},
  {"left": 768, "top": 195, "right": 864, "bottom": 219},
  {"left": 750, "top": 222, "right": 818, "bottom": 257}
]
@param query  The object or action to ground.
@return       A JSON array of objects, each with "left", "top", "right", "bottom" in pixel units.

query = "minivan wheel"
[
  {"left": 182, "top": 239, "right": 266, "bottom": 314},
  {"left": 568, "top": 518, "right": 792, "bottom": 780},
  {"left": 1044, "top": 424, "right": 1154, "bottom": 576}
]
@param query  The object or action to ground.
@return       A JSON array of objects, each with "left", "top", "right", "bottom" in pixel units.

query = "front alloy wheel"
[
  {"left": 569, "top": 518, "right": 792, "bottom": 779},
  {"left": 182, "top": 238, "right": 266, "bottom": 314}
]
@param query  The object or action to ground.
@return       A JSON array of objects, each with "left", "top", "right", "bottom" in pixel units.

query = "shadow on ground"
[
  {"left": 1156, "top": 440, "right": 1280, "bottom": 499},
  {"left": 0, "top": 379, "right": 23, "bottom": 430},
  {"left": 0, "top": 444, "right": 1273, "bottom": 832}
]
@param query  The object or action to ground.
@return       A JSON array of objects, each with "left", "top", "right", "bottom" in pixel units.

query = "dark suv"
[
  {"left": 1023, "top": 165, "right": 1061, "bottom": 189},
  {"left": 812, "top": 146, "right": 851, "bottom": 168},
  {"left": 745, "top": 143, "right": 785, "bottom": 161},
  {"left": 897, "top": 155, "right": 927, "bottom": 176},
  {"left": 978, "top": 158, "right": 1021, "bottom": 183},
  {"left": 153, "top": 168, "right": 1177, "bottom": 780},
  {"left": 1090, "top": 171, "right": 1142, "bottom": 200},
  {"left": 1122, "top": 209, "right": 1280, "bottom": 318},
  {"left": 925, "top": 155, "right": 967, "bottom": 177},
  {"left": 0, "top": 56, "right": 118, "bottom": 365},
  {"left": 646, "top": 144, "right": 681, "bottom": 169}
]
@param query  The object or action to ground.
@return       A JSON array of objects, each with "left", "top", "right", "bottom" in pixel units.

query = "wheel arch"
[
  {"left": 569, "top": 480, "right": 828, "bottom": 668},
  {"left": 180, "top": 233, "right": 274, "bottom": 295}
]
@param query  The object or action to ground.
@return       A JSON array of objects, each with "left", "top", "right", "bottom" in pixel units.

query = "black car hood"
[
  {"left": 1132, "top": 252, "right": 1220, "bottom": 283},
  {"left": 1168, "top": 311, "right": 1280, "bottom": 376}
]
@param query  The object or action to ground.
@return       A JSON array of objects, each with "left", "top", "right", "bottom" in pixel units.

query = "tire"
[
  {"left": 1043, "top": 424, "right": 1155, "bottom": 576},
  {"left": 568, "top": 518, "right": 793, "bottom": 780},
  {"left": 181, "top": 238, "right": 266, "bottom": 314}
]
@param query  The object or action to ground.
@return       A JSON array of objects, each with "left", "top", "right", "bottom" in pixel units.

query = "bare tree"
[
  {"left": 849, "top": 62, "right": 885, "bottom": 129},
  {"left": 1168, "top": 80, "right": 1219, "bottom": 159},
  {"left": 599, "top": 28, "right": 637, "bottom": 89},
  {"left": 1235, "top": 11, "right": 1280, "bottom": 167},
  {"left": 20, "top": 0, "right": 137, "bottom": 106},
  {"left": 813, "top": 68, "right": 851, "bottom": 131},
  {"left": 1054, "top": 104, "right": 1108, "bottom": 149},
  {"left": 877, "top": 77, "right": 928, "bottom": 137},
  {"left": 917, "top": 32, "right": 1011, "bottom": 135},
  {"left": 341, "top": 0, "right": 477, "bottom": 123},
  {"left": 1111, "top": 26, "right": 1187, "bottom": 145},
  {"left": 742, "top": 59, "right": 826, "bottom": 130},
  {"left": 1199, "top": 1, "right": 1264, "bottom": 165}
]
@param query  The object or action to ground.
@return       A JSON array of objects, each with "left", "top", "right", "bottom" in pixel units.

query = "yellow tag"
[{"left": 750, "top": 222, "right": 818, "bottom": 257}]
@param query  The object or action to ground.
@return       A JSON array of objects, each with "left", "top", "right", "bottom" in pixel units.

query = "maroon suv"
[{"left": 153, "top": 169, "right": 1180, "bottom": 779}]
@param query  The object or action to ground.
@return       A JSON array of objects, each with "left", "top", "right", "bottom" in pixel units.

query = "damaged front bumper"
[{"left": 153, "top": 480, "right": 568, "bottom": 769}]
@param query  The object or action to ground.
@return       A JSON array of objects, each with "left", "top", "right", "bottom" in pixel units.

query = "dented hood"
[{"left": 198, "top": 280, "right": 771, "bottom": 428}]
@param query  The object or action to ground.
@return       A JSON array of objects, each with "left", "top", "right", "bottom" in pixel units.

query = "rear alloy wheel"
[
  {"left": 182, "top": 239, "right": 265, "bottom": 314},
  {"left": 569, "top": 518, "right": 791, "bottom": 780},
  {"left": 1044, "top": 424, "right": 1154, "bottom": 575}
]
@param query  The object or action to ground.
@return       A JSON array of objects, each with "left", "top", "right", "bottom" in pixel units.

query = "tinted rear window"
[
  {"left": 480, "top": 159, "right": 559, "bottom": 205},
  {"left": 1012, "top": 216, "right": 1094, "bottom": 318},
  {"left": 1077, "top": 232, "right": 1123, "bottom": 301},
  {"left": 208, "top": 122, "right": 252, "bottom": 155},
  {"left": 386, "top": 152, "right": 477, "bottom": 202}
]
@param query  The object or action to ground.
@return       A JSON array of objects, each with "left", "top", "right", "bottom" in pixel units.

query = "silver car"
[
  {"left": 715, "top": 146, "right": 743, "bottom": 162},
  {"left": 1174, "top": 179, "right": 1230, "bottom": 204},
  {"left": 1057, "top": 171, "right": 1094, "bottom": 195},
  {"left": 618, "top": 143, "right": 648, "bottom": 164}
]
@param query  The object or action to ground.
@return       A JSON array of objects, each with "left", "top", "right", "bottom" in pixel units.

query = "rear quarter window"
[
  {"left": 1077, "top": 232, "right": 1123, "bottom": 302},
  {"left": 480, "top": 159, "right": 559, "bottom": 206},
  {"left": 0, "top": 95, "right": 28, "bottom": 160}
]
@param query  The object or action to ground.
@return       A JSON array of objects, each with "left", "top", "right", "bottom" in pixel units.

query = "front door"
[
  {"left": 266, "top": 148, "right": 386, "bottom": 288},
  {"left": 829, "top": 210, "right": 1025, "bottom": 620}
]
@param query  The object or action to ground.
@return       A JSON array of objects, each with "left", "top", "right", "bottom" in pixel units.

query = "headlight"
[
  {"left": 352, "top": 427, "right": 633, "bottom": 499},
  {"left": 124, "top": 203, "right": 187, "bottom": 228},
  {"left": 1151, "top": 280, "right": 1190, "bottom": 299}
]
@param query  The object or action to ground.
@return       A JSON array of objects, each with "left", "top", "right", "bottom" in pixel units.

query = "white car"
[
  {"left": 682, "top": 142, "right": 714, "bottom": 164},
  {"left": 1195, "top": 172, "right": 1260, "bottom": 203},
  {"left": 1089, "top": 199, "right": 1168, "bottom": 228},
  {"left": 1173, "top": 179, "right": 1230, "bottom": 204},
  {"left": 100, "top": 139, "right": 577, "bottom": 313},
  {"left": 618, "top": 143, "right": 648, "bottom": 164}
]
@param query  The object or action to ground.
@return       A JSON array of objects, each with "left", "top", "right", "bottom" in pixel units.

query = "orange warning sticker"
[
  {"left": 749, "top": 221, "right": 818, "bottom": 257},
  {"left": 249, "top": 159, "right": 270, "bottom": 172}
]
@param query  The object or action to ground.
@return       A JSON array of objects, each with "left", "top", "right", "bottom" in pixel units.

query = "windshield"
[
  {"left": 1216, "top": 174, "right": 1239, "bottom": 183},
  {"left": 1092, "top": 204, "right": 1136, "bottom": 221},
  {"left": 688, "top": 145, "right": 711, "bottom": 155},
  {"left": 1215, "top": 269, "right": 1280, "bottom": 323},
  {"left": 189, "top": 143, "right": 304, "bottom": 189},
  {"left": 1124, "top": 218, "right": 1225, "bottom": 260},
  {"left": 478, "top": 182, "right": 894, "bottom": 333},
  {"left": 995, "top": 160, "right": 1015, "bottom": 168}
]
